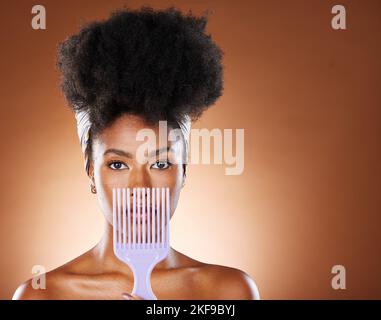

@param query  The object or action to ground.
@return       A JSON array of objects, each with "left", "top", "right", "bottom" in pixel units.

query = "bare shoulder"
[
  {"left": 196, "top": 264, "right": 260, "bottom": 300},
  {"left": 12, "top": 279, "right": 47, "bottom": 300},
  {"left": 12, "top": 250, "right": 93, "bottom": 300},
  {"left": 12, "top": 269, "right": 65, "bottom": 300},
  {"left": 171, "top": 248, "right": 260, "bottom": 300}
]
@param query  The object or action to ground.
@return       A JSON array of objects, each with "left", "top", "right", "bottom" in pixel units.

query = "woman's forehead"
[
  {"left": 109, "top": 114, "right": 160, "bottom": 132},
  {"left": 93, "top": 114, "right": 183, "bottom": 156}
]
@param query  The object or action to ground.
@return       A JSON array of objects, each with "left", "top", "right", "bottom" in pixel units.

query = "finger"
[
  {"left": 122, "top": 293, "right": 132, "bottom": 300},
  {"left": 122, "top": 292, "right": 144, "bottom": 300}
]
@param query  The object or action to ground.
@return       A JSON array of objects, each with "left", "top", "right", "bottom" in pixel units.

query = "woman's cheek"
[
  {"left": 96, "top": 166, "right": 124, "bottom": 225},
  {"left": 94, "top": 185, "right": 114, "bottom": 225}
]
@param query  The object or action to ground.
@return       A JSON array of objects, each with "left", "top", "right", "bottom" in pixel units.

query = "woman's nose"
[{"left": 127, "top": 168, "right": 152, "bottom": 190}]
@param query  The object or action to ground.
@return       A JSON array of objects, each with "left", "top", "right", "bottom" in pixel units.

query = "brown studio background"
[{"left": 0, "top": 0, "right": 380, "bottom": 299}]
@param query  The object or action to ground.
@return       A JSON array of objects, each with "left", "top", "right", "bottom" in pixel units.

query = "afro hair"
[{"left": 57, "top": 6, "right": 224, "bottom": 138}]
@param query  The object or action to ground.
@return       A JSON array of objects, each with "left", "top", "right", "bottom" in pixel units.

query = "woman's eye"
[
  {"left": 108, "top": 161, "right": 128, "bottom": 170},
  {"left": 151, "top": 160, "right": 171, "bottom": 170}
]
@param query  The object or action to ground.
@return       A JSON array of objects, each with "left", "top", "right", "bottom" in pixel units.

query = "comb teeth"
[{"left": 113, "top": 187, "right": 170, "bottom": 249}]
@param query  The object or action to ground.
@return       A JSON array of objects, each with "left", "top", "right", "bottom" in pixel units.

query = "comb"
[{"left": 112, "top": 187, "right": 170, "bottom": 300}]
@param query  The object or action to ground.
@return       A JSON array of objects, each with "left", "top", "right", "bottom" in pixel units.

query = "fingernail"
[{"left": 122, "top": 293, "right": 132, "bottom": 300}]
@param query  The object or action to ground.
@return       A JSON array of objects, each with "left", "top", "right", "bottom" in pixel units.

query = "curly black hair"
[{"left": 57, "top": 6, "right": 224, "bottom": 162}]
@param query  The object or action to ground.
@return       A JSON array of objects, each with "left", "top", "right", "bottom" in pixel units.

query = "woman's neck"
[{"left": 92, "top": 221, "right": 178, "bottom": 275}]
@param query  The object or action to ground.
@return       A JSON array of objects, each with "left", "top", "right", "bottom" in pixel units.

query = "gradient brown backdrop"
[{"left": 1, "top": 0, "right": 380, "bottom": 299}]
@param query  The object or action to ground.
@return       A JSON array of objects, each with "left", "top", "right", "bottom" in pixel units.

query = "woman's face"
[{"left": 88, "top": 114, "right": 186, "bottom": 225}]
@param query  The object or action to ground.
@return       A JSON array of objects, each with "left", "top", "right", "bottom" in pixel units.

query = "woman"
[{"left": 13, "top": 6, "right": 259, "bottom": 300}]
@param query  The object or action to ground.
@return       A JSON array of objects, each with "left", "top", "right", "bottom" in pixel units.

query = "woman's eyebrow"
[
  {"left": 148, "top": 146, "right": 173, "bottom": 158},
  {"left": 103, "top": 148, "right": 134, "bottom": 158},
  {"left": 103, "top": 146, "right": 173, "bottom": 158}
]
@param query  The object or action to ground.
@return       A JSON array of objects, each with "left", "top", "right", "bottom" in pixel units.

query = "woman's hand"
[{"left": 122, "top": 292, "right": 144, "bottom": 300}]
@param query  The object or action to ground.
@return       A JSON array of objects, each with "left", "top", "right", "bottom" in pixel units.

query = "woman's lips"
[{"left": 128, "top": 208, "right": 157, "bottom": 223}]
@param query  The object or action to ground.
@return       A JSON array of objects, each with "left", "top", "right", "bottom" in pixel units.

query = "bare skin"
[{"left": 13, "top": 114, "right": 259, "bottom": 300}]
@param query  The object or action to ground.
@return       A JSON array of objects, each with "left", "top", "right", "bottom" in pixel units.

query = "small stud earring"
[{"left": 91, "top": 185, "right": 97, "bottom": 194}]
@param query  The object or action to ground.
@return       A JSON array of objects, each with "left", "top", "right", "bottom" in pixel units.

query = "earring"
[{"left": 91, "top": 185, "right": 97, "bottom": 194}]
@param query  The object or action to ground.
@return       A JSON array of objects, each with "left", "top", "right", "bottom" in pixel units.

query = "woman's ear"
[
  {"left": 181, "top": 164, "right": 187, "bottom": 188},
  {"left": 87, "top": 160, "right": 97, "bottom": 194},
  {"left": 87, "top": 160, "right": 95, "bottom": 185}
]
